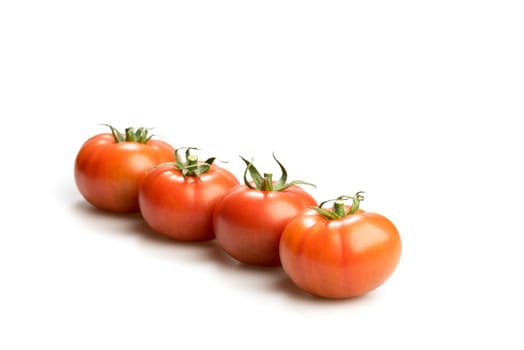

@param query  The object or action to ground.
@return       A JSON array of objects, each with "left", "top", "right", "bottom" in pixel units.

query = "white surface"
[{"left": 1, "top": 1, "right": 523, "bottom": 349}]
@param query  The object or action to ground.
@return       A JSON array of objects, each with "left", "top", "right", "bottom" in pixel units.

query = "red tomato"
[
  {"left": 74, "top": 125, "right": 174, "bottom": 213},
  {"left": 213, "top": 154, "right": 317, "bottom": 266},
  {"left": 138, "top": 148, "right": 239, "bottom": 241},
  {"left": 279, "top": 193, "right": 402, "bottom": 299}
]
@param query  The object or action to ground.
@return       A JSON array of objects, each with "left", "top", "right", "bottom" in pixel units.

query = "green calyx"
[
  {"left": 240, "top": 153, "right": 315, "bottom": 192},
  {"left": 103, "top": 124, "right": 154, "bottom": 143},
  {"left": 311, "top": 191, "right": 365, "bottom": 220},
  {"left": 163, "top": 147, "right": 216, "bottom": 179}
]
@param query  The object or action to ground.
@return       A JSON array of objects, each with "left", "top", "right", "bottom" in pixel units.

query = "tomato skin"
[
  {"left": 139, "top": 164, "right": 239, "bottom": 241},
  {"left": 74, "top": 133, "right": 174, "bottom": 213},
  {"left": 213, "top": 185, "right": 317, "bottom": 266},
  {"left": 279, "top": 207, "right": 402, "bottom": 298}
]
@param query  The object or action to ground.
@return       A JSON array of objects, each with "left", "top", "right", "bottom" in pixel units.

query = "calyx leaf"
[
  {"left": 240, "top": 153, "right": 315, "bottom": 192},
  {"left": 101, "top": 124, "right": 154, "bottom": 143},
  {"left": 173, "top": 147, "right": 215, "bottom": 179},
  {"left": 310, "top": 192, "right": 365, "bottom": 220}
]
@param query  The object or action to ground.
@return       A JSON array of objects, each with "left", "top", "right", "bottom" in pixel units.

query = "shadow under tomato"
[
  {"left": 117, "top": 213, "right": 377, "bottom": 304},
  {"left": 126, "top": 217, "right": 227, "bottom": 267},
  {"left": 270, "top": 273, "right": 378, "bottom": 304},
  {"left": 201, "top": 245, "right": 377, "bottom": 304},
  {"left": 72, "top": 200, "right": 142, "bottom": 220},
  {"left": 71, "top": 199, "right": 378, "bottom": 304},
  {"left": 71, "top": 200, "right": 146, "bottom": 237}
]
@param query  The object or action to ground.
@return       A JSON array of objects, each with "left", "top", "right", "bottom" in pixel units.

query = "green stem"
[
  {"left": 101, "top": 124, "right": 152, "bottom": 143},
  {"left": 261, "top": 173, "right": 273, "bottom": 191},
  {"left": 310, "top": 192, "right": 365, "bottom": 220},
  {"left": 332, "top": 200, "right": 346, "bottom": 217},
  {"left": 187, "top": 154, "right": 198, "bottom": 168},
  {"left": 125, "top": 127, "right": 136, "bottom": 142},
  {"left": 170, "top": 147, "right": 216, "bottom": 179},
  {"left": 240, "top": 154, "right": 315, "bottom": 192}
]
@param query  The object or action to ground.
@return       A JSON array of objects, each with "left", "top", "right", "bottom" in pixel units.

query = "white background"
[{"left": 1, "top": 1, "right": 523, "bottom": 349}]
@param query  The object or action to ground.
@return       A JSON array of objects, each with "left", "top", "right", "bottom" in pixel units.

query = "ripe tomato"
[
  {"left": 74, "top": 125, "right": 174, "bottom": 213},
  {"left": 213, "top": 154, "right": 317, "bottom": 266},
  {"left": 279, "top": 193, "right": 402, "bottom": 299},
  {"left": 138, "top": 148, "right": 239, "bottom": 241}
]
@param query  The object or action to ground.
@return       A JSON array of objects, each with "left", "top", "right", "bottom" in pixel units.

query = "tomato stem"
[
  {"left": 157, "top": 147, "right": 216, "bottom": 179},
  {"left": 187, "top": 154, "right": 198, "bottom": 168},
  {"left": 261, "top": 173, "right": 274, "bottom": 191},
  {"left": 101, "top": 124, "right": 154, "bottom": 143},
  {"left": 240, "top": 154, "right": 315, "bottom": 192},
  {"left": 333, "top": 200, "right": 346, "bottom": 217},
  {"left": 310, "top": 192, "right": 365, "bottom": 220}
]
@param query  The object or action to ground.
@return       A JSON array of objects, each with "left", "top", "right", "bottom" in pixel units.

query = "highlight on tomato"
[
  {"left": 74, "top": 124, "right": 175, "bottom": 213},
  {"left": 279, "top": 192, "right": 402, "bottom": 299},
  {"left": 138, "top": 147, "right": 239, "bottom": 241},
  {"left": 213, "top": 154, "right": 317, "bottom": 266}
]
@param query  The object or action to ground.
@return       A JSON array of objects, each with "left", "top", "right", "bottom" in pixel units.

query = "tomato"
[
  {"left": 279, "top": 193, "right": 402, "bottom": 299},
  {"left": 213, "top": 154, "right": 317, "bottom": 266},
  {"left": 138, "top": 148, "right": 239, "bottom": 241},
  {"left": 74, "top": 125, "right": 174, "bottom": 213}
]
